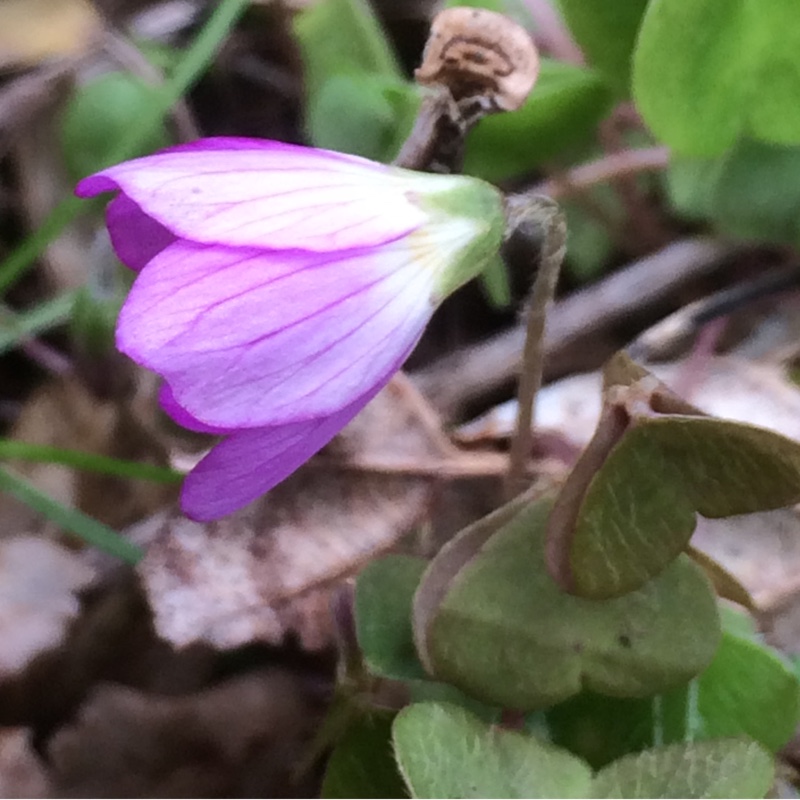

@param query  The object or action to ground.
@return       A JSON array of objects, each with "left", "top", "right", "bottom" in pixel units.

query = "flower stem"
[{"left": 504, "top": 194, "right": 567, "bottom": 500}]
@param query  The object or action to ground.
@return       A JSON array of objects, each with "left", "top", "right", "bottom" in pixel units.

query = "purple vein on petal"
[
  {"left": 120, "top": 239, "right": 419, "bottom": 354},
  {"left": 80, "top": 142, "right": 426, "bottom": 253},
  {"left": 178, "top": 251, "right": 412, "bottom": 355},
  {"left": 263, "top": 279, "right": 427, "bottom": 417},
  {"left": 116, "top": 237, "right": 433, "bottom": 426},
  {"left": 213, "top": 262, "right": 428, "bottom": 395}
]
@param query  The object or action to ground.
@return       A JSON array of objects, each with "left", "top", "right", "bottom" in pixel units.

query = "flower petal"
[
  {"left": 117, "top": 239, "right": 434, "bottom": 428},
  {"left": 106, "top": 194, "right": 176, "bottom": 270},
  {"left": 180, "top": 390, "right": 376, "bottom": 520},
  {"left": 159, "top": 383, "right": 228, "bottom": 434},
  {"left": 76, "top": 138, "right": 426, "bottom": 253}
]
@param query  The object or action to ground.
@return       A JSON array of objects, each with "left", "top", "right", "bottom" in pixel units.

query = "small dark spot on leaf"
[{"left": 618, "top": 634, "right": 632, "bottom": 648}]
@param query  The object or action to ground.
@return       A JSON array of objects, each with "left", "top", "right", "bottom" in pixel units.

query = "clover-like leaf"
[
  {"left": 546, "top": 607, "right": 799, "bottom": 767},
  {"left": 668, "top": 140, "right": 800, "bottom": 248},
  {"left": 393, "top": 701, "right": 592, "bottom": 799},
  {"left": 548, "top": 356, "right": 800, "bottom": 599},
  {"left": 307, "top": 73, "right": 421, "bottom": 163},
  {"left": 691, "top": 607, "right": 800, "bottom": 751},
  {"left": 558, "top": 0, "right": 648, "bottom": 96},
  {"left": 294, "top": 0, "right": 415, "bottom": 163},
  {"left": 414, "top": 497, "right": 720, "bottom": 710},
  {"left": 294, "top": 0, "right": 402, "bottom": 95},
  {"left": 355, "top": 555, "right": 427, "bottom": 681},
  {"left": 633, "top": 0, "right": 800, "bottom": 155},
  {"left": 591, "top": 738, "right": 774, "bottom": 799},
  {"left": 685, "top": 546, "right": 754, "bottom": 611},
  {"left": 553, "top": 413, "right": 800, "bottom": 600},
  {"left": 322, "top": 712, "right": 409, "bottom": 799}
]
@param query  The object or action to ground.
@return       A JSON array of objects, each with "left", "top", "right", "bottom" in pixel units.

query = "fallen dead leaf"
[
  {"left": 0, "top": 375, "right": 178, "bottom": 534},
  {"left": 48, "top": 668, "right": 319, "bottom": 797},
  {"left": 692, "top": 510, "right": 800, "bottom": 654},
  {"left": 692, "top": 511, "right": 800, "bottom": 609},
  {"left": 457, "top": 356, "right": 800, "bottom": 449},
  {"left": 0, "top": 536, "right": 94, "bottom": 680},
  {"left": 134, "top": 375, "right": 459, "bottom": 650},
  {"left": 0, "top": 728, "right": 51, "bottom": 799},
  {"left": 0, "top": 62, "right": 75, "bottom": 140},
  {"left": 0, "top": 0, "right": 101, "bottom": 70}
]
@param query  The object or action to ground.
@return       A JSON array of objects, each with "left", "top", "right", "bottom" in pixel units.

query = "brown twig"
[
  {"left": 523, "top": 0, "right": 585, "bottom": 65},
  {"left": 311, "top": 451, "right": 513, "bottom": 479},
  {"left": 596, "top": 116, "right": 673, "bottom": 253},
  {"left": 392, "top": 85, "right": 469, "bottom": 172},
  {"left": 629, "top": 262, "right": 800, "bottom": 363},
  {"left": 535, "top": 146, "right": 670, "bottom": 200}
]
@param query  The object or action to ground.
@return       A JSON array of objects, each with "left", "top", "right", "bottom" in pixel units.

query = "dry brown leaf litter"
[
  {"left": 0, "top": 537, "right": 94, "bottom": 680},
  {"left": 134, "top": 376, "right": 468, "bottom": 650},
  {"left": 48, "top": 669, "right": 320, "bottom": 797}
]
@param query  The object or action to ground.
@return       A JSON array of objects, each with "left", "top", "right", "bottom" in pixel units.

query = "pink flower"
[{"left": 77, "top": 138, "right": 504, "bottom": 520}]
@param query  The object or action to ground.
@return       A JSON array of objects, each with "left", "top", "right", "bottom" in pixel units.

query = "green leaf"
[
  {"left": 294, "top": 0, "right": 420, "bottom": 163},
  {"left": 61, "top": 72, "right": 170, "bottom": 180},
  {"left": 0, "top": 466, "right": 142, "bottom": 564},
  {"left": 686, "top": 546, "right": 755, "bottom": 611},
  {"left": 393, "top": 702, "right": 593, "bottom": 799},
  {"left": 591, "top": 739, "right": 774, "bottom": 798},
  {"left": 547, "top": 607, "right": 800, "bottom": 766},
  {"left": 407, "top": 679, "right": 501, "bottom": 723},
  {"left": 293, "top": 0, "right": 401, "bottom": 97},
  {"left": 561, "top": 181, "right": 625, "bottom": 283},
  {"left": 355, "top": 555, "right": 428, "bottom": 681},
  {"left": 306, "top": 73, "right": 420, "bottom": 162},
  {"left": 633, "top": 0, "right": 800, "bottom": 155},
  {"left": 464, "top": 60, "right": 613, "bottom": 182},
  {"left": 415, "top": 497, "right": 720, "bottom": 710},
  {"left": 668, "top": 140, "right": 800, "bottom": 247},
  {"left": 546, "top": 691, "right": 660, "bottom": 769},
  {"left": 561, "top": 412, "right": 800, "bottom": 599},
  {"left": 689, "top": 606, "right": 800, "bottom": 751},
  {"left": 444, "top": 0, "right": 535, "bottom": 27},
  {"left": 322, "top": 712, "right": 409, "bottom": 799},
  {"left": 558, "top": 0, "right": 648, "bottom": 96},
  {"left": 665, "top": 158, "right": 723, "bottom": 221}
]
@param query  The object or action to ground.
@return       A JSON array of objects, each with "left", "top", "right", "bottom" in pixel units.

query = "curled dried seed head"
[{"left": 415, "top": 6, "right": 540, "bottom": 112}]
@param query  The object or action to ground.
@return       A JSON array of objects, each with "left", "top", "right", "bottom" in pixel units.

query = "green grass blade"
[
  {"left": 0, "top": 466, "right": 143, "bottom": 563},
  {"left": 0, "top": 291, "right": 78, "bottom": 354},
  {"left": 0, "top": 440, "right": 181, "bottom": 483},
  {"left": 0, "top": 0, "right": 251, "bottom": 298}
]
